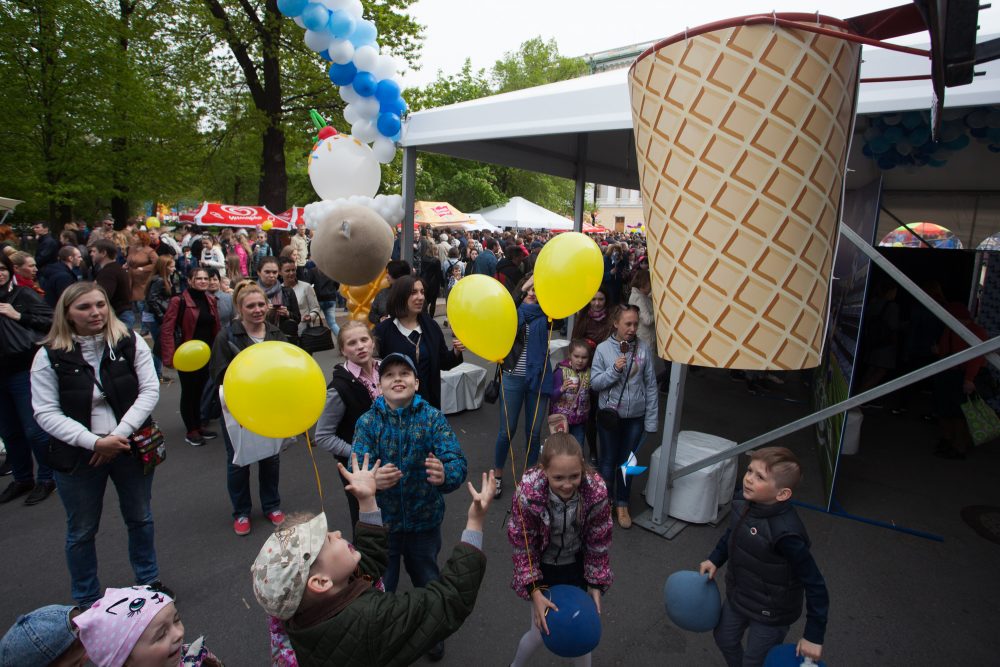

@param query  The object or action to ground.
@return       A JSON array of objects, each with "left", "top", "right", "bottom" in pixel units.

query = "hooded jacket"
[
  {"left": 507, "top": 467, "right": 613, "bottom": 601},
  {"left": 590, "top": 335, "right": 659, "bottom": 432},
  {"left": 351, "top": 394, "right": 467, "bottom": 533}
]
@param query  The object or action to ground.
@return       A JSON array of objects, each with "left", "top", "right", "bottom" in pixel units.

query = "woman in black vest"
[
  {"left": 372, "top": 275, "right": 464, "bottom": 410},
  {"left": 0, "top": 252, "right": 54, "bottom": 505},
  {"left": 30, "top": 281, "right": 164, "bottom": 608},
  {"left": 314, "top": 320, "right": 384, "bottom": 533},
  {"left": 209, "top": 281, "right": 286, "bottom": 537}
]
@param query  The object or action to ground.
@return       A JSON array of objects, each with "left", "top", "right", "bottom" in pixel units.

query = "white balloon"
[
  {"left": 352, "top": 119, "right": 378, "bottom": 143},
  {"left": 353, "top": 45, "right": 379, "bottom": 73},
  {"left": 303, "top": 29, "right": 331, "bottom": 53},
  {"left": 346, "top": 0, "right": 364, "bottom": 19},
  {"left": 325, "top": 0, "right": 351, "bottom": 9},
  {"left": 293, "top": 15, "right": 306, "bottom": 28},
  {"left": 373, "top": 54, "right": 398, "bottom": 81},
  {"left": 372, "top": 137, "right": 397, "bottom": 163},
  {"left": 343, "top": 104, "right": 361, "bottom": 125},
  {"left": 355, "top": 96, "right": 380, "bottom": 119},
  {"left": 340, "top": 85, "right": 360, "bottom": 106},
  {"left": 308, "top": 134, "right": 381, "bottom": 200},
  {"left": 327, "top": 39, "right": 354, "bottom": 64}
]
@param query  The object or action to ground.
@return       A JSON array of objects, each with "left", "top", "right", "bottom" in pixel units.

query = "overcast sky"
[{"left": 399, "top": 0, "right": 1000, "bottom": 88}]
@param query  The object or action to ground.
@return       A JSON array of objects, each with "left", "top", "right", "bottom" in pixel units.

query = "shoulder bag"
[{"left": 298, "top": 324, "right": 335, "bottom": 354}]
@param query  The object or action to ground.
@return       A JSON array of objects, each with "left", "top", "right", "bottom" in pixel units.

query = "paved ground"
[{"left": 2, "top": 320, "right": 999, "bottom": 665}]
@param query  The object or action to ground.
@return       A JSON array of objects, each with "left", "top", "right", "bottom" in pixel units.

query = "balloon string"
[
  {"left": 500, "top": 367, "right": 536, "bottom": 584},
  {"left": 520, "top": 319, "right": 553, "bottom": 475},
  {"left": 304, "top": 430, "right": 324, "bottom": 506}
]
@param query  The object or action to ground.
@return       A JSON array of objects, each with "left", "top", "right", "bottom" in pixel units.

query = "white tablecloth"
[
  {"left": 440, "top": 363, "right": 489, "bottom": 414},
  {"left": 645, "top": 431, "right": 738, "bottom": 524}
]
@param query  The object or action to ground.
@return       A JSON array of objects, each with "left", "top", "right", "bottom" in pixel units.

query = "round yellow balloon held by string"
[
  {"left": 172, "top": 340, "right": 210, "bottom": 372},
  {"left": 261, "top": 219, "right": 274, "bottom": 231},
  {"left": 223, "top": 341, "right": 327, "bottom": 438},
  {"left": 446, "top": 275, "right": 517, "bottom": 362},
  {"left": 144, "top": 216, "right": 160, "bottom": 229},
  {"left": 534, "top": 232, "right": 604, "bottom": 320}
]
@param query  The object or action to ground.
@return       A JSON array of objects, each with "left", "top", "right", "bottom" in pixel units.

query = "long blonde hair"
[{"left": 43, "top": 282, "right": 129, "bottom": 352}]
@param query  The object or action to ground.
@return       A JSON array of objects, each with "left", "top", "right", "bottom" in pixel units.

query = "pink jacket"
[{"left": 507, "top": 467, "right": 614, "bottom": 601}]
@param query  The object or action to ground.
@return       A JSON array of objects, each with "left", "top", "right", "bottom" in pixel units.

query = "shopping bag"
[
  {"left": 960, "top": 393, "right": 1000, "bottom": 447},
  {"left": 220, "top": 387, "right": 283, "bottom": 466}
]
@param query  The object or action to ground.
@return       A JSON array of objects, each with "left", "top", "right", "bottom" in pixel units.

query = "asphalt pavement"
[{"left": 2, "top": 320, "right": 998, "bottom": 665}]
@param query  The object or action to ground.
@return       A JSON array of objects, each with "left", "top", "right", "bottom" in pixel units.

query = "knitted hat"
[
  {"left": 251, "top": 513, "right": 328, "bottom": 620},
  {"left": 74, "top": 586, "right": 174, "bottom": 667},
  {"left": 0, "top": 605, "right": 78, "bottom": 667}
]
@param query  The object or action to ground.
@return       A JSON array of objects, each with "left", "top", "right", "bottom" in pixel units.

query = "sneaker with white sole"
[
  {"left": 266, "top": 510, "right": 286, "bottom": 526},
  {"left": 233, "top": 516, "right": 251, "bottom": 536},
  {"left": 185, "top": 431, "right": 205, "bottom": 447}
]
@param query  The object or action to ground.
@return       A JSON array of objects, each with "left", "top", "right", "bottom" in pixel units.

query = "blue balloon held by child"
[
  {"left": 663, "top": 570, "right": 721, "bottom": 633},
  {"left": 541, "top": 585, "right": 601, "bottom": 658},
  {"left": 764, "top": 643, "right": 828, "bottom": 667}
]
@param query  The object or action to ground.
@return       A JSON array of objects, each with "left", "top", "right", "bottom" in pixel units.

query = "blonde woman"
[{"left": 30, "top": 281, "right": 165, "bottom": 607}]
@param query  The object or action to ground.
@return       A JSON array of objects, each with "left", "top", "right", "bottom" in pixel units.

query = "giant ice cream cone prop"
[{"left": 629, "top": 15, "right": 861, "bottom": 370}]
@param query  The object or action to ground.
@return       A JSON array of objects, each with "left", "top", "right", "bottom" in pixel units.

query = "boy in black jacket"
[{"left": 699, "top": 447, "right": 828, "bottom": 667}]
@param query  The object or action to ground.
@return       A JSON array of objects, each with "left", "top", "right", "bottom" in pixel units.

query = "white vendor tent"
[
  {"left": 473, "top": 196, "right": 573, "bottom": 230},
  {"left": 465, "top": 213, "right": 500, "bottom": 232}
]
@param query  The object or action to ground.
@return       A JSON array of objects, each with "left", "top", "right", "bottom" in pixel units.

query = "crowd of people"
[{"left": 0, "top": 216, "right": 831, "bottom": 667}]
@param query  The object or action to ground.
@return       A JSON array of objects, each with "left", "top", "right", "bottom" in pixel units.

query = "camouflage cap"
[{"left": 250, "top": 512, "right": 328, "bottom": 620}]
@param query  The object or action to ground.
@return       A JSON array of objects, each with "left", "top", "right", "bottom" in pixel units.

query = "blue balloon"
[
  {"left": 764, "top": 643, "right": 828, "bottom": 667},
  {"left": 901, "top": 110, "right": 924, "bottom": 129},
  {"left": 541, "top": 586, "right": 601, "bottom": 658},
  {"left": 328, "top": 62, "right": 357, "bottom": 87},
  {"left": 380, "top": 95, "right": 407, "bottom": 116},
  {"left": 328, "top": 10, "right": 355, "bottom": 39},
  {"left": 277, "top": 0, "right": 308, "bottom": 17},
  {"left": 376, "top": 112, "right": 401, "bottom": 137},
  {"left": 319, "top": 49, "right": 331, "bottom": 62},
  {"left": 664, "top": 570, "right": 721, "bottom": 633},
  {"left": 300, "top": 3, "right": 330, "bottom": 32},
  {"left": 877, "top": 155, "right": 897, "bottom": 170},
  {"left": 868, "top": 136, "right": 891, "bottom": 155},
  {"left": 945, "top": 134, "right": 970, "bottom": 150},
  {"left": 349, "top": 19, "right": 378, "bottom": 47},
  {"left": 908, "top": 126, "right": 931, "bottom": 147},
  {"left": 353, "top": 71, "right": 377, "bottom": 97},
  {"left": 883, "top": 125, "right": 904, "bottom": 142},
  {"left": 375, "top": 79, "right": 402, "bottom": 106}
]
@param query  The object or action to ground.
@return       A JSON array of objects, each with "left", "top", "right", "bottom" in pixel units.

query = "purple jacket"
[{"left": 507, "top": 467, "right": 614, "bottom": 601}]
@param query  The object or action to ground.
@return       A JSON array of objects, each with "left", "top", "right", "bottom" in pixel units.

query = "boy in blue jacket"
[{"left": 352, "top": 352, "right": 467, "bottom": 661}]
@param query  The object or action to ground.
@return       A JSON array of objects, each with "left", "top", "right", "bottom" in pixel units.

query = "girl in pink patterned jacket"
[{"left": 506, "top": 433, "right": 614, "bottom": 666}]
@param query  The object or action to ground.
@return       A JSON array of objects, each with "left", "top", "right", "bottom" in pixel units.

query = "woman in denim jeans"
[
  {"left": 590, "top": 304, "right": 659, "bottom": 529},
  {"left": 492, "top": 275, "right": 552, "bottom": 500},
  {"left": 30, "top": 281, "right": 164, "bottom": 607}
]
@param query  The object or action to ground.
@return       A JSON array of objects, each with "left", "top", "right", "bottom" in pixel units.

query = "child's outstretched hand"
[
  {"left": 425, "top": 452, "right": 445, "bottom": 486},
  {"left": 530, "top": 589, "right": 558, "bottom": 635},
  {"left": 465, "top": 470, "right": 496, "bottom": 531},
  {"left": 796, "top": 638, "right": 822, "bottom": 662},
  {"left": 699, "top": 560, "right": 717, "bottom": 580},
  {"left": 338, "top": 453, "right": 381, "bottom": 513}
]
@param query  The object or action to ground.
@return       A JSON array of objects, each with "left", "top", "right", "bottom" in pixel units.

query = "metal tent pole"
[
  {"left": 401, "top": 146, "right": 417, "bottom": 265},
  {"left": 567, "top": 133, "right": 588, "bottom": 336}
]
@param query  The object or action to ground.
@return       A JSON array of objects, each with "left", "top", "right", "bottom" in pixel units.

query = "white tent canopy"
[
  {"left": 473, "top": 196, "right": 573, "bottom": 230},
  {"left": 464, "top": 213, "right": 500, "bottom": 232},
  {"left": 400, "top": 34, "right": 1000, "bottom": 192}
]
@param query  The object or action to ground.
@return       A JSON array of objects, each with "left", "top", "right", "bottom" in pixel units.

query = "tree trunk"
[
  {"left": 258, "top": 2, "right": 286, "bottom": 211},
  {"left": 110, "top": 1, "right": 137, "bottom": 227}
]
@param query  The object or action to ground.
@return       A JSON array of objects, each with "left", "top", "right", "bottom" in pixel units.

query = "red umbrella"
[
  {"left": 275, "top": 207, "right": 305, "bottom": 226},
  {"left": 185, "top": 203, "right": 290, "bottom": 230}
]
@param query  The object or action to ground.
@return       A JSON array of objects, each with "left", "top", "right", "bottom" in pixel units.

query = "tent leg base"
[{"left": 633, "top": 505, "right": 731, "bottom": 540}]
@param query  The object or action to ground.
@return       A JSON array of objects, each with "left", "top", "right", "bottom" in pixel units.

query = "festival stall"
[
  {"left": 474, "top": 196, "right": 573, "bottom": 231},
  {"left": 413, "top": 200, "right": 474, "bottom": 228},
  {"left": 182, "top": 203, "right": 290, "bottom": 230}
]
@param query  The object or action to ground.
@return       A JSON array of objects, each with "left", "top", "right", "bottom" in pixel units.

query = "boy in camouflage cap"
[{"left": 251, "top": 453, "right": 495, "bottom": 667}]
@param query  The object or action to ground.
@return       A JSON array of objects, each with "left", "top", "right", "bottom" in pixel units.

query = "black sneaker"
[
  {"left": 426, "top": 641, "right": 445, "bottom": 662},
  {"left": 23, "top": 481, "right": 56, "bottom": 506},
  {"left": 494, "top": 478, "right": 503, "bottom": 499},
  {"left": 199, "top": 430, "right": 218, "bottom": 440},
  {"left": 185, "top": 431, "right": 205, "bottom": 447},
  {"left": 0, "top": 480, "right": 34, "bottom": 504}
]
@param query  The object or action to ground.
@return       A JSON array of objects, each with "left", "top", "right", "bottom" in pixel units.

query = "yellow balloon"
[
  {"left": 223, "top": 341, "right": 327, "bottom": 438},
  {"left": 145, "top": 216, "right": 160, "bottom": 229},
  {"left": 173, "top": 340, "right": 210, "bottom": 372},
  {"left": 446, "top": 275, "right": 517, "bottom": 362},
  {"left": 261, "top": 220, "right": 274, "bottom": 231},
  {"left": 534, "top": 232, "right": 604, "bottom": 320}
]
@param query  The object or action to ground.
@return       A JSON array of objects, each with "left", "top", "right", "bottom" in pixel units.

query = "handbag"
[
  {"left": 298, "top": 324, "right": 335, "bottom": 354},
  {"left": 484, "top": 364, "right": 501, "bottom": 404},
  {"left": 961, "top": 393, "right": 1000, "bottom": 447},
  {"left": 597, "top": 341, "right": 636, "bottom": 431},
  {"left": 0, "top": 315, "right": 42, "bottom": 356},
  {"left": 130, "top": 421, "right": 166, "bottom": 475}
]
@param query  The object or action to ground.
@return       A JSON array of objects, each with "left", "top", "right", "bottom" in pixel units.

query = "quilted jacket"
[
  {"left": 507, "top": 467, "right": 614, "bottom": 600},
  {"left": 286, "top": 522, "right": 486, "bottom": 667},
  {"left": 352, "top": 394, "right": 467, "bottom": 533}
]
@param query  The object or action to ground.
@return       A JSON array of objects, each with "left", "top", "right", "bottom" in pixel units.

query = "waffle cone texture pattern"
[{"left": 629, "top": 21, "right": 861, "bottom": 370}]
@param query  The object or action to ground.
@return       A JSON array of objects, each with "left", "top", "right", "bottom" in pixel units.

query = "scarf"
[
  {"left": 588, "top": 306, "right": 607, "bottom": 322},
  {"left": 258, "top": 279, "right": 283, "bottom": 301},
  {"left": 14, "top": 274, "right": 44, "bottom": 297},
  {"left": 520, "top": 302, "right": 552, "bottom": 394}
]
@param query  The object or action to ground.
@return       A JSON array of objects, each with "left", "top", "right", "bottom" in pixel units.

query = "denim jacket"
[{"left": 352, "top": 394, "right": 467, "bottom": 533}]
